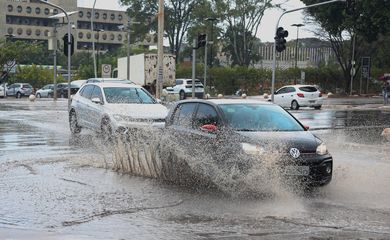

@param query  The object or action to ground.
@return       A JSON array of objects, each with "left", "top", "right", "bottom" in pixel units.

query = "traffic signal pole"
[
  {"left": 38, "top": 0, "right": 72, "bottom": 109},
  {"left": 271, "top": 0, "right": 345, "bottom": 102}
]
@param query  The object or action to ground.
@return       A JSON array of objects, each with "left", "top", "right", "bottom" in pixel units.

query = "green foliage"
[
  {"left": 0, "top": 40, "right": 42, "bottom": 68},
  {"left": 11, "top": 65, "right": 57, "bottom": 89}
]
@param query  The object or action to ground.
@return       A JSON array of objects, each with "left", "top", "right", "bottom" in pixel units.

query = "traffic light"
[
  {"left": 346, "top": 0, "right": 356, "bottom": 15},
  {"left": 275, "top": 27, "right": 288, "bottom": 52},
  {"left": 197, "top": 33, "right": 207, "bottom": 49},
  {"left": 63, "top": 33, "right": 74, "bottom": 57}
]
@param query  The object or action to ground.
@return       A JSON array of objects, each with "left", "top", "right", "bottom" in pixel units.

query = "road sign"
[{"left": 102, "top": 64, "right": 112, "bottom": 78}]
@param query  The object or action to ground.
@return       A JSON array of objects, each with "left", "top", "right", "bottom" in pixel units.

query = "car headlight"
[
  {"left": 113, "top": 114, "right": 128, "bottom": 122},
  {"left": 316, "top": 142, "right": 328, "bottom": 155},
  {"left": 241, "top": 143, "right": 265, "bottom": 155}
]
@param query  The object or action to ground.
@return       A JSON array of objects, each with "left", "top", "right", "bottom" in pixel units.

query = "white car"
[
  {"left": 273, "top": 85, "right": 323, "bottom": 110},
  {"left": 0, "top": 85, "right": 5, "bottom": 98},
  {"left": 165, "top": 78, "right": 204, "bottom": 100},
  {"left": 69, "top": 82, "right": 168, "bottom": 135},
  {"left": 36, "top": 84, "right": 54, "bottom": 98}
]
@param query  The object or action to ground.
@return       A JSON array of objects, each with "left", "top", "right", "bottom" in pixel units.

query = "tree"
[
  {"left": 120, "top": 0, "right": 208, "bottom": 60},
  {"left": 214, "top": 0, "right": 274, "bottom": 66},
  {"left": 301, "top": 0, "right": 390, "bottom": 93}
]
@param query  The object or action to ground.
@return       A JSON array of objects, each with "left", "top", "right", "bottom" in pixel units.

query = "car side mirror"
[
  {"left": 91, "top": 97, "right": 101, "bottom": 104},
  {"left": 156, "top": 99, "right": 162, "bottom": 103},
  {"left": 304, "top": 125, "right": 310, "bottom": 130},
  {"left": 200, "top": 124, "right": 218, "bottom": 133},
  {"left": 166, "top": 87, "right": 174, "bottom": 91},
  {"left": 274, "top": 91, "right": 277, "bottom": 94}
]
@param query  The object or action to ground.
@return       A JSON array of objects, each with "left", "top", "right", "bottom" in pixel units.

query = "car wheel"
[
  {"left": 101, "top": 117, "right": 113, "bottom": 141},
  {"left": 69, "top": 110, "right": 81, "bottom": 134},
  {"left": 48, "top": 93, "right": 53, "bottom": 98},
  {"left": 291, "top": 100, "right": 300, "bottom": 110},
  {"left": 36, "top": 93, "right": 41, "bottom": 98},
  {"left": 179, "top": 90, "right": 186, "bottom": 100},
  {"left": 16, "top": 92, "right": 22, "bottom": 99},
  {"left": 314, "top": 105, "right": 321, "bottom": 110}
]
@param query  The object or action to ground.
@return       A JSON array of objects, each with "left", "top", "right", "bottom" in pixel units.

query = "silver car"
[
  {"left": 35, "top": 84, "right": 54, "bottom": 98},
  {"left": 69, "top": 82, "right": 168, "bottom": 136},
  {"left": 6, "top": 83, "right": 33, "bottom": 98}
]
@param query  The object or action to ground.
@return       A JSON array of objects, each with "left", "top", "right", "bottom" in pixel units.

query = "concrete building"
[{"left": 0, "top": 0, "right": 128, "bottom": 52}]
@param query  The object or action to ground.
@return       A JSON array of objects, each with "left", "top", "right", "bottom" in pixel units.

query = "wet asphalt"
[{"left": 0, "top": 98, "right": 389, "bottom": 240}]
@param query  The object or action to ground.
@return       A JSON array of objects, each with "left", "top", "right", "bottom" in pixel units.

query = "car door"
[
  {"left": 76, "top": 85, "right": 95, "bottom": 128},
  {"left": 6, "top": 84, "right": 16, "bottom": 96},
  {"left": 284, "top": 87, "right": 297, "bottom": 106},
  {"left": 274, "top": 87, "right": 288, "bottom": 107},
  {"left": 88, "top": 85, "right": 104, "bottom": 130}
]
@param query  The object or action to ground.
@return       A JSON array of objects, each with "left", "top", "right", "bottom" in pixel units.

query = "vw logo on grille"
[{"left": 289, "top": 148, "right": 301, "bottom": 159}]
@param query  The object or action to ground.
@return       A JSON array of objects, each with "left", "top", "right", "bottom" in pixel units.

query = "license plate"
[
  {"left": 309, "top": 100, "right": 315, "bottom": 103},
  {"left": 282, "top": 166, "right": 310, "bottom": 176}
]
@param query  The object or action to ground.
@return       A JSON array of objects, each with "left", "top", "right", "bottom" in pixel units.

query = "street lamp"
[
  {"left": 94, "top": 29, "right": 104, "bottom": 75},
  {"left": 291, "top": 24, "right": 304, "bottom": 69},
  {"left": 205, "top": 17, "right": 217, "bottom": 67}
]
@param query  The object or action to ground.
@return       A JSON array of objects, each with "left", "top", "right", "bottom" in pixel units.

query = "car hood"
[
  {"left": 237, "top": 131, "right": 319, "bottom": 153},
  {"left": 106, "top": 103, "right": 168, "bottom": 120}
]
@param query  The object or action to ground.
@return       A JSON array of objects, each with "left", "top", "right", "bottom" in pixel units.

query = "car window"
[
  {"left": 91, "top": 86, "right": 103, "bottom": 102},
  {"left": 299, "top": 86, "right": 318, "bottom": 92},
  {"left": 103, "top": 87, "right": 156, "bottom": 104},
  {"left": 194, "top": 103, "right": 219, "bottom": 129},
  {"left": 172, "top": 103, "right": 197, "bottom": 127},
  {"left": 80, "top": 85, "right": 94, "bottom": 99},
  {"left": 175, "top": 80, "right": 183, "bottom": 85},
  {"left": 286, "top": 87, "right": 296, "bottom": 93},
  {"left": 23, "top": 84, "right": 33, "bottom": 89},
  {"left": 220, "top": 104, "right": 304, "bottom": 131},
  {"left": 15, "top": 84, "right": 21, "bottom": 88},
  {"left": 276, "top": 88, "right": 287, "bottom": 94}
]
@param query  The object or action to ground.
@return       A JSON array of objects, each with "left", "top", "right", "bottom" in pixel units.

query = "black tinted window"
[
  {"left": 299, "top": 86, "right": 318, "bottom": 92},
  {"left": 286, "top": 87, "right": 296, "bottom": 93},
  {"left": 175, "top": 80, "right": 183, "bottom": 85},
  {"left": 194, "top": 103, "right": 219, "bottom": 129},
  {"left": 276, "top": 88, "right": 287, "bottom": 94},
  {"left": 80, "top": 85, "right": 94, "bottom": 99},
  {"left": 172, "top": 103, "right": 197, "bottom": 127}
]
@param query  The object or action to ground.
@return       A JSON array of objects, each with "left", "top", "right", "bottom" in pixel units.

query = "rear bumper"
[
  {"left": 298, "top": 98, "right": 323, "bottom": 107},
  {"left": 185, "top": 92, "right": 204, "bottom": 99}
]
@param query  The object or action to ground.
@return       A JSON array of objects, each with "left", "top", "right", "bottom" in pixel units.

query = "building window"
[
  {"left": 110, "top": 33, "right": 115, "bottom": 40},
  {"left": 87, "top": 32, "right": 91, "bottom": 39},
  {"left": 102, "top": 34, "right": 107, "bottom": 40},
  {"left": 44, "top": 30, "right": 49, "bottom": 37},
  {"left": 95, "top": 12, "right": 99, "bottom": 19},
  {"left": 26, "top": 29, "right": 32, "bottom": 36},
  {"left": 44, "top": 8, "right": 50, "bottom": 15},
  {"left": 26, "top": 6, "right": 32, "bottom": 14},
  {"left": 6, "top": 17, "right": 12, "bottom": 24},
  {"left": 17, "top": 6, "right": 22, "bottom": 13},
  {"left": 53, "top": 9, "right": 58, "bottom": 15},
  {"left": 17, "top": 28, "right": 23, "bottom": 35},
  {"left": 110, "top": 13, "right": 115, "bottom": 20},
  {"left": 102, "top": 13, "right": 107, "bottom": 19},
  {"left": 118, "top": 34, "right": 122, "bottom": 41},
  {"left": 94, "top": 33, "right": 99, "bottom": 40},
  {"left": 8, "top": 5, "right": 13, "bottom": 12},
  {"left": 87, "top": 11, "right": 91, "bottom": 18},
  {"left": 78, "top": 32, "right": 83, "bottom": 39},
  {"left": 24, "top": 19, "right": 30, "bottom": 25},
  {"left": 118, "top": 14, "right": 123, "bottom": 21},
  {"left": 35, "top": 29, "right": 41, "bottom": 36},
  {"left": 79, "top": 11, "right": 83, "bottom": 18},
  {"left": 35, "top": 7, "right": 41, "bottom": 14},
  {"left": 7, "top": 28, "right": 13, "bottom": 35}
]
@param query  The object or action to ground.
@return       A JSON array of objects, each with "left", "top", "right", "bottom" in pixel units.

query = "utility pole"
[
  {"left": 203, "top": 35, "right": 208, "bottom": 98},
  {"left": 156, "top": 0, "right": 164, "bottom": 99},
  {"left": 53, "top": 24, "right": 58, "bottom": 100},
  {"left": 127, "top": 19, "right": 131, "bottom": 81},
  {"left": 350, "top": 32, "right": 356, "bottom": 95},
  {"left": 91, "top": 0, "right": 98, "bottom": 78},
  {"left": 192, "top": 39, "right": 196, "bottom": 99},
  {"left": 271, "top": 0, "right": 345, "bottom": 102}
]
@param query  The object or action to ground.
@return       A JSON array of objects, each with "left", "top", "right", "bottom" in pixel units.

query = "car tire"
[
  {"left": 291, "top": 100, "right": 300, "bottom": 110},
  {"left": 48, "top": 93, "right": 52, "bottom": 98},
  {"left": 101, "top": 117, "right": 113, "bottom": 141},
  {"left": 179, "top": 90, "right": 186, "bottom": 100},
  {"left": 16, "top": 92, "right": 22, "bottom": 99},
  {"left": 36, "top": 93, "right": 41, "bottom": 98},
  {"left": 69, "top": 110, "right": 81, "bottom": 134},
  {"left": 314, "top": 105, "right": 321, "bottom": 110}
]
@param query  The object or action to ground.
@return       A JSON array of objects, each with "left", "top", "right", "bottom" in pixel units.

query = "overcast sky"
[{"left": 78, "top": 0, "right": 314, "bottom": 42}]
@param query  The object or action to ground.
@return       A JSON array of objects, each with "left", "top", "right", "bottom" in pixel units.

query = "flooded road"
[{"left": 0, "top": 99, "right": 390, "bottom": 239}]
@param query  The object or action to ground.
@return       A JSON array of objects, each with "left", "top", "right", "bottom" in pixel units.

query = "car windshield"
[
  {"left": 103, "top": 87, "right": 156, "bottom": 104},
  {"left": 299, "top": 86, "right": 318, "bottom": 92},
  {"left": 219, "top": 104, "right": 304, "bottom": 132}
]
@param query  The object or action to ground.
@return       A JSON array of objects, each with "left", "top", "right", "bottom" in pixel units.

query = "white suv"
[
  {"left": 166, "top": 79, "right": 204, "bottom": 100},
  {"left": 273, "top": 85, "right": 323, "bottom": 110}
]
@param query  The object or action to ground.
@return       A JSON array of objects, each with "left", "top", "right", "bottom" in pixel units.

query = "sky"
[{"left": 77, "top": 0, "right": 315, "bottom": 43}]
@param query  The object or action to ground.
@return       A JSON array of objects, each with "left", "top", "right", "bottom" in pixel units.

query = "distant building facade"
[{"left": 0, "top": 0, "right": 128, "bottom": 52}]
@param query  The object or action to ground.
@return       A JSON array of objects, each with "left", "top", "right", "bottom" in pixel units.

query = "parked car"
[
  {"left": 85, "top": 78, "right": 133, "bottom": 84},
  {"left": 273, "top": 85, "right": 323, "bottom": 110},
  {"left": 69, "top": 82, "right": 168, "bottom": 135},
  {"left": 35, "top": 84, "right": 54, "bottom": 98},
  {"left": 165, "top": 78, "right": 204, "bottom": 100},
  {"left": 0, "top": 85, "right": 5, "bottom": 98},
  {"left": 61, "top": 80, "right": 87, "bottom": 98},
  {"left": 161, "top": 99, "right": 333, "bottom": 187},
  {"left": 6, "top": 83, "right": 33, "bottom": 98}
]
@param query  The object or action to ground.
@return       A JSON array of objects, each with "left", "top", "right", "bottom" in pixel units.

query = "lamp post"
[
  {"left": 205, "top": 17, "right": 217, "bottom": 67},
  {"left": 156, "top": 0, "right": 164, "bottom": 99},
  {"left": 91, "top": 0, "right": 98, "bottom": 78},
  {"left": 94, "top": 29, "right": 104, "bottom": 76},
  {"left": 292, "top": 23, "right": 304, "bottom": 85}
]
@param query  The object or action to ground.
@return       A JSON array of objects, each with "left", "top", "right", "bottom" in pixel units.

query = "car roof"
[
  {"left": 85, "top": 82, "right": 143, "bottom": 88},
  {"left": 179, "top": 98, "right": 274, "bottom": 105},
  {"left": 281, "top": 84, "right": 317, "bottom": 88},
  {"left": 88, "top": 78, "right": 128, "bottom": 81}
]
